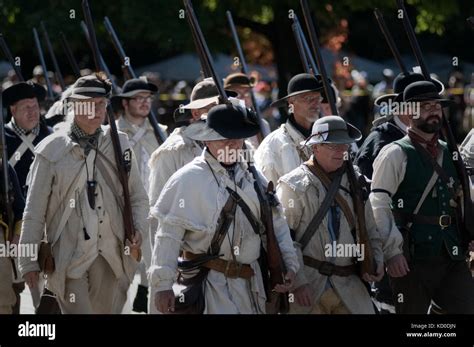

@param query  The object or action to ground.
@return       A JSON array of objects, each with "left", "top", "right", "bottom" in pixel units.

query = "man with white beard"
[{"left": 254, "top": 73, "right": 325, "bottom": 184}]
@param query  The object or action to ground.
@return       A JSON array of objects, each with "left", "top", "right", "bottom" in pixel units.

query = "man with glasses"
[
  {"left": 114, "top": 78, "right": 166, "bottom": 313},
  {"left": 254, "top": 73, "right": 326, "bottom": 185},
  {"left": 277, "top": 115, "right": 383, "bottom": 314},
  {"left": 3, "top": 81, "right": 50, "bottom": 313},
  {"left": 224, "top": 72, "right": 271, "bottom": 148},
  {"left": 18, "top": 73, "right": 149, "bottom": 314},
  {"left": 371, "top": 80, "right": 474, "bottom": 314}
]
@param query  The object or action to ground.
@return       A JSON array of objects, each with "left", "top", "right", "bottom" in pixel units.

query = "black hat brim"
[
  {"left": 3, "top": 82, "right": 46, "bottom": 108},
  {"left": 271, "top": 88, "right": 324, "bottom": 108}
]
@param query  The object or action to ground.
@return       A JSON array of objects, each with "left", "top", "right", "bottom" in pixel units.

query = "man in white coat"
[
  {"left": 147, "top": 79, "right": 236, "bottom": 313},
  {"left": 114, "top": 77, "right": 165, "bottom": 313},
  {"left": 277, "top": 116, "right": 384, "bottom": 314},
  {"left": 18, "top": 73, "right": 149, "bottom": 314},
  {"left": 254, "top": 73, "right": 325, "bottom": 184},
  {"left": 150, "top": 103, "right": 299, "bottom": 314}
]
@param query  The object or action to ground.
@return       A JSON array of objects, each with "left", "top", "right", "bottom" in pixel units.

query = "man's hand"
[
  {"left": 155, "top": 290, "right": 175, "bottom": 314},
  {"left": 273, "top": 270, "right": 296, "bottom": 293},
  {"left": 126, "top": 231, "right": 142, "bottom": 251},
  {"left": 24, "top": 271, "right": 39, "bottom": 289},
  {"left": 362, "top": 262, "right": 384, "bottom": 282},
  {"left": 292, "top": 284, "right": 313, "bottom": 307},
  {"left": 386, "top": 254, "right": 410, "bottom": 278}
]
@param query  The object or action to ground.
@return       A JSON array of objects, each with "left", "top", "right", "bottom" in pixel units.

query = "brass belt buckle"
[
  {"left": 224, "top": 260, "right": 242, "bottom": 279},
  {"left": 439, "top": 215, "right": 451, "bottom": 229}
]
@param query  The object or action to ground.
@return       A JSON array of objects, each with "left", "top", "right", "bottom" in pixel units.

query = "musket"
[
  {"left": 185, "top": 8, "right": 211, "bottom": 78},
  {"left": 0, "top": 34, "right": 24, "bottom": 81},
  {"left": 226, "top": 10, "right": 270, "bottom": 139},
  {"left": 103, "top": 16, "right": 167, "bottom": 144},
  {"left": 373, "top": 9, "right": 408, "bottom": 74},
  {"left": 397, "top": 0, "right": 474, "bottom": 240},
  {"left": 40, "top": 22, "right": 66, "bottom": 90},
  {"left": 33, "top": 27, "right": 54, "bottom": 101},
  {"left": 80, "top": 20, "right": 119, "bottom": 93},
  {"left": 59, "top": 32, "right": 81, "bottom": 79},
  {"left": 300, "top": 0, "right": 376, "bottom": 276},
  {"left": 184, "top": 0, "right": 228, "bottom": 103},
  {"left": 293, "top": 14, "right": 318, "bottom": 75},
  {"left": 292, "top": 23, "right": 310, "bottom": 73},
  {"left": 81, "top": 0, "right": 141, "bottom": 261},
  {"left": 185, "top": 0, "right": 289, "bottom": 313}
]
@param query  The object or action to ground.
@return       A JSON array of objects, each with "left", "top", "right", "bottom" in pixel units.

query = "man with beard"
[
  {"left": 114, "top": 78, "right": 166, "bottom": 313},
  {"left": 370, "top": 81, "right": 474, "bottom": 314},
  {"left": 254, "top": 73, "right": 325, "bottom": 184},
  {"left": 355, "top": 72, "right": 444, "bottom": 178}
]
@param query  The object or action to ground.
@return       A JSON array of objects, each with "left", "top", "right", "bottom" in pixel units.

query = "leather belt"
[
  {"left": 303, "top": 255, "right": 357, "bottom": 277},
  {"left": 183, "top": 251, "right": 254, "bottom": 279},
  {"left": 394, "top": 211, "right": 453, "bottom": 229}
]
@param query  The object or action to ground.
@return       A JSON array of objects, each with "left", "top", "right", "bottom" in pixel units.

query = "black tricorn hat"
[
  {"left": 3, "top": 81, "right": 46, "bottom": 108},
  {"left": 403, "top": 80, "right": 451, "bottom": 106},
  {"left": 189, "top": 103, "right": 260, "bottom": 141},
  {"left": 271, "top": 73, "right": 324, "bottom": 108},
  {"left": 374, "top": 72, "right": 444, "bottom": 106}
]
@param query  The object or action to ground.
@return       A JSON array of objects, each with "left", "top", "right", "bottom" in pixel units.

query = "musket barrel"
[
  {"left": 33, "top": 27, "right": 55, "bottom": 100},
  {"left": 300, "top": 0, "right": 337, "bottom": 115},
  {"left": 40, "top": 21, "right": 66, "bottom": 90},
  {"left": 373, "top": 9, "right": 408, "bottom": 74},
  {"left": 0, "top": 35, "right": 24, "bottom": 81},
  {"left": 60, "top": 32, "right": 81, "bottom": 79}
]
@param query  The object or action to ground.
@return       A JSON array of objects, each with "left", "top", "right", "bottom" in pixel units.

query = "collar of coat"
[
  {"left": 284, "top": 118, "right": 310, "bottom": 144},
  {"left": 117, "top": 115, "right": 153, "bottom": 134},
  {"left": 202, "top": 148, "right": 250, "bottom": 180},
  {"left": 34, "top": 125, "right": 127, "bottom": 163}
]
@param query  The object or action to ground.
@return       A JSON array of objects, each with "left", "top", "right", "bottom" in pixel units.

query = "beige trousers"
[
  {"left": 291, "top": 287, "right": 350, "bottom": 314},
  {"left": 57, "top": 255, "right": 119, "bottom": 314},
  {"left": 0, "top": 231, "right": 16, "bottom": 314}
]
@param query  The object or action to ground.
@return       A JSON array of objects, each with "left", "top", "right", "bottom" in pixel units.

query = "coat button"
[{"left": 428, "top": 235, "right": 432, "bottom": 240}]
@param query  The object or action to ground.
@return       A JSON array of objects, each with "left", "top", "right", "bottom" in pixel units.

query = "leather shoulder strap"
[
  {"left": 299, "top": 171, "right": 342, "bottom": 250},
  {"left": 208, "top": 193, "right": 238, "bottom": 256}
]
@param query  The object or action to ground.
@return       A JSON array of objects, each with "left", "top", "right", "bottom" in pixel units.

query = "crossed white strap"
[
  {"left": 128, "top": 127, "right": 147, "bottom": 148},
  {"left": 8, "top": 133, "right": 37, "bottom": 168}
]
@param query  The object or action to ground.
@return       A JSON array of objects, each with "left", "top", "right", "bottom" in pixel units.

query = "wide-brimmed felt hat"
[
  {"left": 115, "top": 77, "right": 158, "bottom": 98},
  {"left": 374, "top": 72, "right": 444, "bottom": 107},
  {"left": 173, "top": 79, "right": 237, "bottom": 123},
  {"left": 3, "top": 81, "right": 46, "bottom": 108},
  {"left": 224, "top": 72, "right": 256, "bottom": 89},
  {"left": 188, "top": 103, "right": 260, "bottom": 142},
  {"left": 402, "top": 80, "right": 451, "bottom": 107},
  {"left": 68, "top": 74, "right": 112, "bottom": 99},
  {"left": 303, "top": 115, "right": 362, "bottom": 147},
  {"left": 271, "top": 73, "right": 325, "bottom": 108}
]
